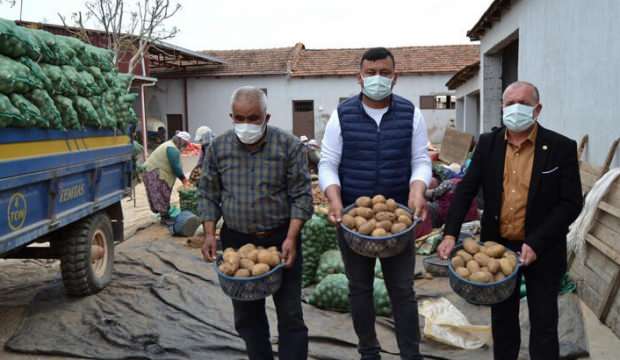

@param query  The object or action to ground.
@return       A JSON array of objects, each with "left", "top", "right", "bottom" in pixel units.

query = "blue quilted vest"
[{"left": 338, "top": 94, "right": 413, "bottom": 207}]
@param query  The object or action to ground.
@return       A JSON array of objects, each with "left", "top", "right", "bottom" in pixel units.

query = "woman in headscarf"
[
  {"left": 143, "top": 131, "right": 192, "bottom": 224},
  {"left": 189, "top": 126, "right": 215, "bottom": 186}
]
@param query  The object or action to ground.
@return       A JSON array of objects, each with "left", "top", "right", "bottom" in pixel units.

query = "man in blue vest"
[{"left": 319, "top": 47, "right": 431, "bottom": 360}]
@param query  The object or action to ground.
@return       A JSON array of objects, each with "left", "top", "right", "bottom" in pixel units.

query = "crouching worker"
[
  {"left": 199, "top": 86, "right": 313, "bottom": 360},
  {"left": 143, "top": 131, "right": 191, "bottom": 224}
]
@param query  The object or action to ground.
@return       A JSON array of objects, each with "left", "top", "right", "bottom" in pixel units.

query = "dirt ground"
[{"left": 2, "top": 154, "right": 620, "bottom": 359}]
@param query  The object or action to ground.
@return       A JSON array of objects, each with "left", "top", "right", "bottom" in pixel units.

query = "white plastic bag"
[{"left": 419, "top": 297, "right": 491, "bottom": 350}]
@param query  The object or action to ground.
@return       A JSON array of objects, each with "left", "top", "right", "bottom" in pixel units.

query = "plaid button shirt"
[{"left": 198, "top": 126, "right": 313, "bottom": 234}]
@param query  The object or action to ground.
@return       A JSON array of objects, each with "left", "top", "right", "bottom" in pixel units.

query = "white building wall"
[
  {"left": 478, "top": 0, "right": 620, "bottom": 166},
  {"left": 154, "top": 73, "right": 457, "bottom": 144}
]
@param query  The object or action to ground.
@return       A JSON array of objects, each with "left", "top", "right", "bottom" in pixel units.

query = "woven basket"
[
  {"left": 341, "top": 203, "right": 419, "bottom": 258},
  {"left": 423, "top": 255, "right": 449, "bottom": 277},
  {"left": 214, "top": 256, "right": 284, "bottom": 301},
  {"left": 448, "top": 245, "right": 521, "bottom": 305}
]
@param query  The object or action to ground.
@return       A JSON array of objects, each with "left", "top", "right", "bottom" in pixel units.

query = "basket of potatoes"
[
  {"left": 448, "top": 238, "right": 521, "bottom": 305},
  {"left": 215, "top": 244, "right": 285, "bottom": 301},
  {"left": 340, "top": 195, "right": 420, "bottom": 258}
]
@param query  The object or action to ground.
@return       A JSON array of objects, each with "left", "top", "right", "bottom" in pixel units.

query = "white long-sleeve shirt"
[{"left": 319, "top": 103, "right": 432, "bottom": 192}]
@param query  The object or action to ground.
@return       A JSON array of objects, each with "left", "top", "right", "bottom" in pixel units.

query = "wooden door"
[
  {"left": 166, "top": 114, "right": 183, "bottom": 140},
  {"left": 292, "top": 100, "right": 315, "bottom": 139}
]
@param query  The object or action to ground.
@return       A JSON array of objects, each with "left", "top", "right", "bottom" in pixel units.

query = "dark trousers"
[
  {"left": 337, "top": 229, "right": 422, "bottom": 360},
  {"left": 221, "top": 225, "right": 308, "bottom": 360},
  {"left": 491, "top": 241, "right": 563, "bottom": 360}
]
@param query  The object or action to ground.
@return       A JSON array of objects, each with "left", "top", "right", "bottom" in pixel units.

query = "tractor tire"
[{"left": 60, "top": 212, "right": 114, "bottom": 297}]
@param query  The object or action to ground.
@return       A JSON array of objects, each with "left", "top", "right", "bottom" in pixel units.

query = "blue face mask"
[
  {"left": 503, "top": 103, "right": 536, "bottom": 132},
  {"left": 362, "top": 75, "right": 393, "bottom": 101}
]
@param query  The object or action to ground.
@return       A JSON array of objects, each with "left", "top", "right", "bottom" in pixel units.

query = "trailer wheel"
[{"left": 60, "top": 213, "right": 114, "bottom": 297}]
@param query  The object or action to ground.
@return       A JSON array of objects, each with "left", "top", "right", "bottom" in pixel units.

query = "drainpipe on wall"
[
  {"left": 183, "top": 78, "right": 189, "bottom": 131},
  {"left": 141, "top": 82, "right": 156, "bottom": 160}
]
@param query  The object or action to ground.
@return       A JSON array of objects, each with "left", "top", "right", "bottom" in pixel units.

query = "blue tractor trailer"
[{"left": 0, "top": 127, "right": 133, "bottom": 296}]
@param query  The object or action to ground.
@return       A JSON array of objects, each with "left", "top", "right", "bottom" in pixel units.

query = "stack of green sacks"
[
  {"left": 0, "top": 17, "right": 137, "bottom": 131},
  {"left": 300, "top": 210, "right": 338, "bottom": 288}
]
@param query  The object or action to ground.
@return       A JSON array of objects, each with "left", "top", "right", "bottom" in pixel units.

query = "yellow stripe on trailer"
[{"left": 0, "top": 135, "right": 130, "bottom": 161}]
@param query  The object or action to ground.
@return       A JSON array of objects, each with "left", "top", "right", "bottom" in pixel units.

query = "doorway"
[
  {"left": 292, "top": 100, "right": 315, "bottom": 139},
  {"left": 166, "top": 114, "right": 183, "bottom": 140}
]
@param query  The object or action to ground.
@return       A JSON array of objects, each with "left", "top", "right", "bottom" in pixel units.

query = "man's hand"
[
  {"left": 182, "top": 178, "right": 190, "bottom": 187},
  {"left": 201, "top": 234, "right": 217, "bottom": 262},
  {"left": 408, "top": 193, "right": 428, "bottom": 221},
  {"left": 281, "top": 237, "right": 297, "bottom": 268},
  {"left": 520, "top": 243, "right": 537, "bottom": 266},
  {"left": 438, "top": 235, "right": 456, "bottom": 260},
  {"left": 327, "top": 198, "right": 343, "bottom": 226}
]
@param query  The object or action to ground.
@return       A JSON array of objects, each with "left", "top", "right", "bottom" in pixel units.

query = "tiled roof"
[
  {"left": 154, "top": 43, "right": 479, "bottom": 78},
  {"left": 446, "top": 61, "right": 480, "bottom": 90}
]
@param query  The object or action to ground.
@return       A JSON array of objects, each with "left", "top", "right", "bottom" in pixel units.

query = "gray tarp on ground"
[{"left": 1, "top": 232, "right": 588, "bottom": 360}]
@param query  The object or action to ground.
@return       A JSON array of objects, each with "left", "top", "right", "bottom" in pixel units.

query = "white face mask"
[
  {"left": 234, "top": 122, "right": 266, "bottom": 144},
  {"left": 503, "top": 103, "right": 536, "bottom": 132}
]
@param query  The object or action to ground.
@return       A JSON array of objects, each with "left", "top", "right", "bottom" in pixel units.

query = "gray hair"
[
  {"left": 503, "top": 81, "right": 540, "bottom": 103},
  {"left": 230, "top": 86, "right": 267, "bottom": 114}
]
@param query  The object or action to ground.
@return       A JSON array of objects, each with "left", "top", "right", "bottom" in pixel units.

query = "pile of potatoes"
[
  {"left": 451, "top": 238, "right": 518, "bottom": 284},
  {"left": 219, "top": 244, "right": 282, "bottom": 278},
  {"left": 341, "top": 195, "right": 413, "bottom": 237}
]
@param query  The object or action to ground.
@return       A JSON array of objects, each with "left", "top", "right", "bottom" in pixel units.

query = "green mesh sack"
[
  {"left": 0, "top": 93, "right": 24, "bottom": 127},
  {"left": 40, "top": 64, "right": 75, "bottom": 96},
  {"left": 79, "top": 44, "right": 114, "bottom": 71},
  {"left": 26, "top": 89, "right": 63, "bottom": 129},
  {"left": 91, "top": 95, "right": 115, "bottom": 128},
  {"left": 301, "top": 213, "right": 338, "bottom": 287},
  {"left": 308, "top": 274, "right": 350, "bottom": 312},
  {"left": 315, "top": 250, "right": 345, "bottom": 284},
  {"left": 87, "top": 66, "right": 108, "bottom": 92},
  {"left": 62, "top": 66, "right": 87, "bottom": 94},
  {"left": 374, "top": 261, "right": 384, "bottom": 279},
  {"left": 53, "top": 95, "right": 80, "bottom": 129},
  {"left": 0, "top": 18, "right": 41, "bottom": 59},
  {"left": 78, "top": 70, "right": 99, "bottom": 96},
  {"left": 19, "top": 57, "right": 52, "bottom": 90},
  {"left": 373, "top": 278, "right": 391, "bottom": 316},
  {"left": 30, "top": 28, "right": 76, "bottom": 65},
  {"left": 10, "top": 93, "right": 44, "bottom": 128},
  {"left": 0, "top": 54, "right": 36, "bottom": 94},
  {"left": 73, "top": 96, "right": 100, "bottom": 128}
]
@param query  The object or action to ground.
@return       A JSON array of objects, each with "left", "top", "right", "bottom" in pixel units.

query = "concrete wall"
[
  {"left": 477, "top": 0, "right": 620, "bottom": 166},
  {"left": 153, "top": 73, "right": 457, "bottom": 144}
]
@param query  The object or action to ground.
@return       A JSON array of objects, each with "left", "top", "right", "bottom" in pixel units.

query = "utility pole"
[{"left": 19, "top": 0, "right": 23, "bottom": 20}]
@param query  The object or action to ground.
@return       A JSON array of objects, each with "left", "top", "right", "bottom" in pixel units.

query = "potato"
[
  {"left": 470, "top": 271, "right": 492, "bottom": 283},
  {"left": 466, "top": 259, "right": 480, "bottom": 274},
  {"left": 358, "top": 219, "right": 376, "bottom": 235},
  {"left": 239, "top": 243, "right": 256, "bottom": 254},
  {"left": 347, "top": 208, "right": 358, "bottom": 217},
  {"left": 386, "top": 198, "right": 398, "bottom": 212},
  {"left": 219, "top": 263, "right": 236, "bottom": 276},
  {"left": 356, "top": 207, "right": 375, "bottom": 220},
  {"left": 504, "top": 252, "right": 518, "bottom": 268},
  {"left": 375, "top": 211, "right": 396, "bottom": 222},
  {"left": 354, "top": 216, "right": 367, "bottom": 228},
  {"left": 487, "top": 258, "right": 500, "bottom": 274},
  {"left": 240, "top": 258, "right": 255, "bottom": 270},
  {"left": 451, "top": 255, "right": 465, "bottom": 268},
  {"left": 474, "top": 252, "right": 490, "bottom": 267},
  {"left": 484, "top": 244, "right": 506, "bottom": 258},
  {"left": 224, "top": 253, "right": 240, "bottom": 272},
  {"left": 456, "top": 250, "right": 473, "bottom": 262},
  {"left": 223, "top": 247, "right": 236, "bottom": 256},
  {"left": 455, "top": 267, "right": 470, "bottom": 278},
  {"left": 372, "top": 203, "right": 389, "bottom": 213},
  {"left": 234, "top": 269, "right": 251, "bottom": 277},
  {"left": 251, "top": 263, "right": 270, "bottom": 276},
  {"left": 266, "top": 252, "right": 281, "bottom": 267},
  {"left": 499, "top": 258, "right": 515, "bottom": 276},
  {"left": 394, "top": 208, "right": 411, "bottom": 219},
  {"left": 397, "top": 215, "right": 412, "bottom": 226},
  {"left": 247, "top": 249, "right": 259, "bottom": 263},
  {"left": 223, "top": 250, "right": 238, "bottom": 263},
  {"left": 483, "top": 241, "right": 500, "bottom": 248},
  {"left": 463, "top": 238, "right": 480, "bottom": 255},
  {"left": 371, "top": 228, "right": 388, "bottom": 237},
  {"left": 355, "top": 196, "right": 372, "bottom": 208},
  {"left": 494, "top": 272, "right": 506, "bottom": 282},
  {"left": 391, "top": 222, "right": 407, "bottom": 234},
  {"left": 372, "top": 195, "right": 386, "bottom": 204},
  {"left": 376, "top": 220, "right": 393, "bottom": 231},
  {"left": 267, "top": 246, "right": 278, "bottom": 253},
  {"left": 342, "top": 214, "right": 356, "bottom": 229},
  {"left": 257, "top": 249, "right": 272, "bottom": 265},
  {"left": 480, "top": 266, "right": 489, "bottom": 273}
]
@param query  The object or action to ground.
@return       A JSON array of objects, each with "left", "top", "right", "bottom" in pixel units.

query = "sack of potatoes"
[
  {"left": 450, "top": 238, "right": 518, "bottom": 284},
  {"left": 218, "top": 243, "right": 283, "bottom": 278},
  {"left": 341, "top": 195, "right": 414, "bottom": 237}
]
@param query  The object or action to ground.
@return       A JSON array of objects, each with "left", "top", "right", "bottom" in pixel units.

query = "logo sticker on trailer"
[{"left": 8, "top": 192, "right": 27, "bottom": 231}]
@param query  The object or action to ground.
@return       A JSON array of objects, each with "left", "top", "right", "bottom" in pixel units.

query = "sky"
[{"left": 1, "top": 0, "right": 493, "bottom": 50}]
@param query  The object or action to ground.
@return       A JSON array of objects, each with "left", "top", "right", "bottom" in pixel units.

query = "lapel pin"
[{"left": 542, "top": 145, "right": 548, "bottom": 151}]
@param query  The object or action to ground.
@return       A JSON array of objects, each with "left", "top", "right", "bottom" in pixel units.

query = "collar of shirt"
[{"left": 505, "top": 122, "right": 539, "bottom": 148}]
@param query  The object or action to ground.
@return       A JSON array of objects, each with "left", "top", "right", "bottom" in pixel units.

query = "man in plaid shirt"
[{"left": 200, "top": 86, "right": 313, "bottom": 360}]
